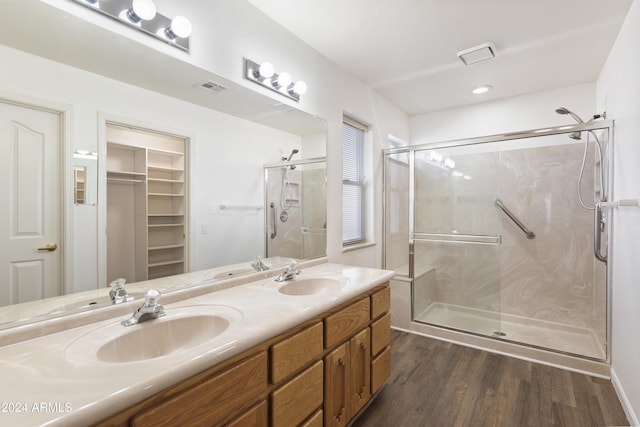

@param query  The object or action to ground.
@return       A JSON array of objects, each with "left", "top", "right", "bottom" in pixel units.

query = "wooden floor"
[{"left": 352, "top": 330, "right": 629, "bottom": 427}]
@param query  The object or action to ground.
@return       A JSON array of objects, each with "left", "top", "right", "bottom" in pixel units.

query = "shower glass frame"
[{"left": 383, "top": 120, "right": 614, "bottom": 362}]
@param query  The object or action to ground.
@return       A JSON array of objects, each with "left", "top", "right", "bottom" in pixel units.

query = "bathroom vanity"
[{"left": 0, "top": 263, "right": 393, "bottom": 427}]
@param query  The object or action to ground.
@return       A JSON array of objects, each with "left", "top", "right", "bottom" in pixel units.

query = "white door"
[{"left": 0, "top": 100, "right": 62, "bottom": 307}]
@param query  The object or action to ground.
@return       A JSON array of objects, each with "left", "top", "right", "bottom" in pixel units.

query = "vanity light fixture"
[
  {"left": 71, "top": 0, "right": 192, "bottom": 52},
  {"left": 245, "top": 58, "right": 308, "bottom": 102}
]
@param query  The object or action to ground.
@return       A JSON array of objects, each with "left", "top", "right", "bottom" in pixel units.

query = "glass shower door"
[
  {"left": 411, "top": 144, "right": 503, "bottom": 337},
  {"left": 408, "top": 129, "right": 609, "bottom": 359},
  {"left": 264, "top": 160, "right": 326, "bottom": 260}
]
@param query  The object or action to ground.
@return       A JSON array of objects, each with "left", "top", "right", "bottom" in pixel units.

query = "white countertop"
[{"left": 0, "top": 263, "right": 393, "bottom": 427}]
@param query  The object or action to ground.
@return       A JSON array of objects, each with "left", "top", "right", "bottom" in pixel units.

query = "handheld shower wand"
[
  {"left": 555, "top": 107, "right": 584, "bottom": 123},
  {"left": 282, "top": 149, "right": 299, "bottom": 162}
]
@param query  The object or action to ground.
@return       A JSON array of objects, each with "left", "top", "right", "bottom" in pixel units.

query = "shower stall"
[
  {"left": 264, "top": 157, "right": 327, "bottom": 260},
  {"left": 384, "top": 120, "right": 612, "bottom": 362}
]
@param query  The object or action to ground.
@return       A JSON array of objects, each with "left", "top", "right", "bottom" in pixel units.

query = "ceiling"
[{"left": 249, "top": 0, "right": 634, "bottom": 115}]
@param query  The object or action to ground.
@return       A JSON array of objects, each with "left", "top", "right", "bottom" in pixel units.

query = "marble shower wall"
[{"left": 413, "top": 135, "right": 606, "bottom": 337}]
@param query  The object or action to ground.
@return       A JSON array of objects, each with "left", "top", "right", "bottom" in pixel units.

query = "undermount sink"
[
  {"left": 64, "top": 305, "right": 242, "bottom": 364},
  {"left": 276, "top": 277, "right": 347, "bottom": 296}
]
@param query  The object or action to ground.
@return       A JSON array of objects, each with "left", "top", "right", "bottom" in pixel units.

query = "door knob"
[{"left": 37, "top": 243, "right": 58, "bottom": 252}]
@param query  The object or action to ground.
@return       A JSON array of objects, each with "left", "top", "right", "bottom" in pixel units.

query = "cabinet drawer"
[
  {"left": 371, "top": 312, "right": 391, "bottom": 357},
  {"left": 271, "top": 322, "right": 323, "bottom": 383},
  {"left": 131, "top": 352, "right": 267, "bottom": 427},
  {"left": 301, "top": 410, "right": 323, "bottom": 427},
  {"left": 226, "top": 400, "right": 267, "bottom": 427},
  {"left": 324, "top": 297, "right": 370, "bottom": 348},
  {"left": 371, "top": 346, "right": 391, "bottom": 395},
  {"left": 271, "top": 361, "right": 324, "bottom": 427},
  {"left": 371, "top": 286, "right": 390, "bottom": 320}
]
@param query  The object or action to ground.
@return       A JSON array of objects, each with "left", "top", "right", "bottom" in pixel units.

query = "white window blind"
[{"left": 343, "top": 119, "right": 366, "bottom": 245}]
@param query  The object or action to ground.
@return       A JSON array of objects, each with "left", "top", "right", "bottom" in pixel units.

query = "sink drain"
[{"left": 492, "top": 331, "right": 507, "bottom": 337}]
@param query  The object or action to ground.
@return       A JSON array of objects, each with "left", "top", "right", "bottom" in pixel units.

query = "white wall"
[
  {"left": 0, "top": 45, "right": 301, "bottom": 291},
  {"left": 410, "top": 83, "right": 596, "bottom": 144},
  {"left": 596, "top": 1, "right": 640, "bottom": 423}
]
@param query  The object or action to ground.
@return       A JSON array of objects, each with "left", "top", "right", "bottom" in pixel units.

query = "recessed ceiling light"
[{"left": 472, "top": 85, "right": 493, "bottom": 95}]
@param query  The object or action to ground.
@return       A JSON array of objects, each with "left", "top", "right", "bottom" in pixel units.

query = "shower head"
[
  {"left": 283, "top": 149, "right": 299, "bottom": 162},
  {"left": 555, "top": 107, "right": 584, "bottom": 124},
  {"left": 569, "top": 132, "right": 582, "bottom": 140}
]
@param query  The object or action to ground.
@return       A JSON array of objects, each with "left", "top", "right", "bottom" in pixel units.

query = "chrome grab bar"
[
  {"left": 494, "top": 198, "right": 535, "bottom": 239},
  {"left": 594, "top": 203, "right": 607, "bottom": 263},
  {"left": 270, "top": 202, "right": 277, "bottom": 239}
]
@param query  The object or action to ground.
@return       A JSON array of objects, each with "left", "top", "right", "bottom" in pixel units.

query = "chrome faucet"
[
  {"left": 108, "top": 278, "right": 133, "bottom": 304},
  {"left": 251, "top": 256, "right": 269, "bottom": 272},
  {"left": 275, "top": 261, "right": 301, "bottom": 283},
  {"left": 121, "top": 289, "right": 166, "bottom": 327}
]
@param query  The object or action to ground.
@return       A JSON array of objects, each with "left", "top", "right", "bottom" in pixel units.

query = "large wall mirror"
[{"left": 0, "top": 0, "right": 326, "bottom": 327}]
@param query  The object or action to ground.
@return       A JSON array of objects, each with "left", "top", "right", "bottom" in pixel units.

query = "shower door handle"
[
  {"left": 270, "top": 202, "right": 277, "bottom": 239},
  {"left": 594, "top": 203, "right": 607, "bottom": 263}
]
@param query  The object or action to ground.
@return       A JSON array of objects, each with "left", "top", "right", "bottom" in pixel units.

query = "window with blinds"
[{"left": 343, "top": 118, "right": 366, "bottom": 245}]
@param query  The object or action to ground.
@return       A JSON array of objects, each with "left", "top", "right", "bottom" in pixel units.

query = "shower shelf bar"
[
  {"left": 494, "top": 198, "right": 535, "bottom": 239},
  {"left": 413, "top": 232, "right": 501, "bottom": 245},
  {"left": 219, "top": 204, "right": 263, "bottom": 211},
  {"left": 301, "top": 227, "right": 327, "bottom": 234}
]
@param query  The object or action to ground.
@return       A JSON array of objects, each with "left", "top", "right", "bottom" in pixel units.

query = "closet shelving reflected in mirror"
[{"left": 106, "top": 124, "right": 188, "bottom": 284}]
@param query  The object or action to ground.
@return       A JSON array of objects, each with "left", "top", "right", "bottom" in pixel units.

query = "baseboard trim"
[{"left": 611, "top": 367, "right": 639, "bottom": 426}]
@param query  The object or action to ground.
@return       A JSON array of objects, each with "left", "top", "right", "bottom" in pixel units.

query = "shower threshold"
[{"left": 414, "top": 302, "right": 606, "bottom": 360}]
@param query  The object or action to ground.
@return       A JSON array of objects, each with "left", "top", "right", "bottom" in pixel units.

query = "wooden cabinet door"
[
  {"left": 350, "top": 328, "right": 371, "bottom": 416},
  {"left": 324, "top": 342, "right": 350, "bottom": 427}
]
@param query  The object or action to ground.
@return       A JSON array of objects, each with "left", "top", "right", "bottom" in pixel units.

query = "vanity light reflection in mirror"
[{"left": 73, "top": 149, "right": 98, "bottom": 206}]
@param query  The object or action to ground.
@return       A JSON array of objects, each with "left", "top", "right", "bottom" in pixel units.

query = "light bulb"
[
  {"left": 292, "top": 81, "right": 307, "bottom": 95},
  {"left": 275, "top": 72, "right": 292, "bottom": 88},
  {"left": 258, "top": 62, "right": 275, "bottom": 79},
  {"left": 169, "top": 16, "right": 192, "bottom": 38},
  {"left": 132, "top": 0, "right": 156, "bottom": 21}
]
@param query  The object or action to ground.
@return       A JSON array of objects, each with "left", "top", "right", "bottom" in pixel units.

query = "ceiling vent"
[
  {"left": 457, "top": 42, "right": 496, "bottom": 65},
  {"left": 197, "top": 81, "right": 227, "bottom": 93}
]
